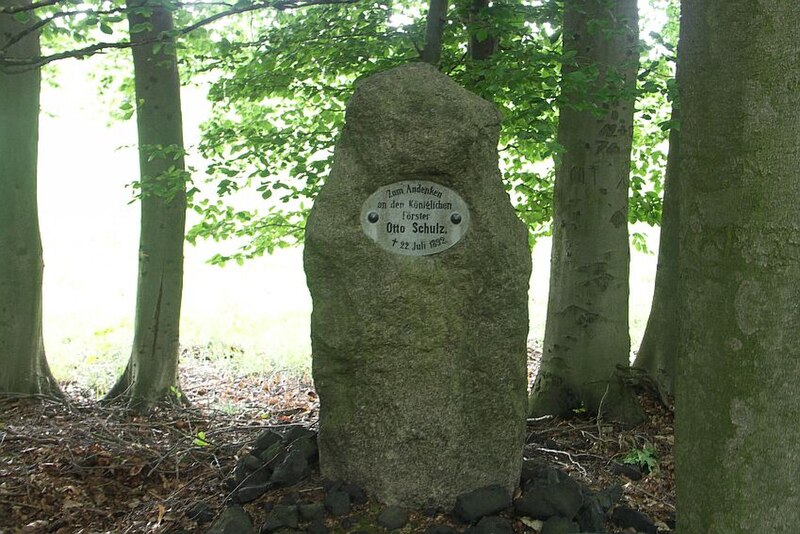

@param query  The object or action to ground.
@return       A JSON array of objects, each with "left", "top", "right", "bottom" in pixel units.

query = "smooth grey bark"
[
  {"left": 633, "top": 112, "right": 679, "bottom": 398},
  {"left": 105, "top": 0, "right": 187, "bottom": 409},
  {"left": 421, "top": 0, "right": 447, "bottom": 66},
  {"left": 0, "top": 0, "right": 62, "bottom": 397},
  {"left": 529, "top": 0, "right": 643, "bottom": 424},
  {"left": 676, "top": 3, "right": 800, "bottom": 532}
]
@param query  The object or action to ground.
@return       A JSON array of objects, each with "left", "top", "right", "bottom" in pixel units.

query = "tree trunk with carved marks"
[
  {"left": 676, "top": 3, "right": 800, "bottom": 531},
  {"left": 105, "top": 0, "right": 187, "bottom": 410},
  {"left": 529, "top": 0, "right": 643, "bottom": 423},
  {"left": 0, "top": 0, "right": 62, "bottom": 397}
]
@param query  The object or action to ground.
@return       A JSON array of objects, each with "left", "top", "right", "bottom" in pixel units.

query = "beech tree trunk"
[
  {"left": 676, "top": 3, "right": 800, "bottom": 531},
  {"left": 421, "top": 0, "right": 447, "bottom": 66},
  {"left": 633, "top": 112, "right": 679, "bottom": 397},
  {"left": 529, "top": 0, "right": 643, "bottom": 424},
  {"left": 0, "top": 0, "right": 62, "bottom": 397},
  {"left": 105, "top": 0, "right": 187, "bottom": 409}
]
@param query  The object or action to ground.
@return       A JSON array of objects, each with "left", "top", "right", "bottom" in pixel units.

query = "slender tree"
[
  {"left": 467, "top": 0, "right": 496, "bottom": 61},
  {"left": 105, "top": 0, "right": 188, "bottom": 409},
  {"left": 529, "top": 0, "right": 643, "bottom": 423},
  {"left": 0, "top": 0, "right": 62, "bottom": 397},
  {"left": 676, "top": 2, "right": 800, "bottom": 531},
  {"left": 421, "top": 0, "right": 447, "bottom": 66},
  {"left": 633, "top": 110, "right": 679, "bottom": 397}
]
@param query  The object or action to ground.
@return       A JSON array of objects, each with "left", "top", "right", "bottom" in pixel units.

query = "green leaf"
[
  {"left": 100, "top": 23, "right": 113, "bottom": 35},
  {"left": 193, "top": 431, "right": 210, "bottom": 447},
  {"left": 131, "top": 22, "right": 153, "bottom": 34}
]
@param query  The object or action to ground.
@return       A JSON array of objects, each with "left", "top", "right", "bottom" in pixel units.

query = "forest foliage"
[{"left": 1, "top": 0, "right": 677, "bottom": 263}]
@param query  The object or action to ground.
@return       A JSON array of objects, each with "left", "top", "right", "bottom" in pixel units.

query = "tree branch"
[
  {"left": 0, "top": 0, "right": 359, "bottom": 73},
  {"left": 0, "top": 0, "right": 59, "bottom": 15}
]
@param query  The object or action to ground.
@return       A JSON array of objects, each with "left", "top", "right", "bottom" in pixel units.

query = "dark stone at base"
[
  {"left": 610, "top": 462, "right": 643, "bottom": 481},
  {"left": 271, "top": 450, "right": 309, "bottom": 486},
  {"left": 666, "top": 510, "right": 676, "bottom": 529},
  {"left": 541, "top": 516, "right": 580, "bottom": 534},
  {"left": 299, "top": 502, "right": 326, "bottom": 522},
  {"left": 423, "top": 507, "right": 440, "bottom": 517},
  {"left": 576, "top": 496, "right": 605, "bottom": 533},
  {"left": 288, "top": 436, "right": 319, "bottom": 463},
  {"left": 240, "top": 453, "right": 265, "bottom": 472},
  {"left": 453, "top": 485, "right": 511, "bottom": 523},
  {"left": 319, "top": 479, "right": 367, "bottom": 503},
  {"left": 425, "top": 526, "right": 459, "bottom": 534},
  {"left": 576, "top": 485, "right": 621, "bottom": 532},
  {"left": 519, "top": 458, "right": 550, "bottom": 483},
  {"left": 259, "top": 442, "right": 286, "bottom": 464},
  {"left": 207, "top": 505, "right": 254, "bottom": 534},
  {"left": 282, "top": 425, "right": 316, "bottom": 443},
  {"left": 253, "top": 430, "right": 283, "bottom": 455},
  {"left": 343, "top": 483, "right": 368, "bottom": 505},
  {"left": 307, "top": 519, "right": 329, "bottom": 534},
  {"left": 514, "top": 477, "right": 583, "bottom": 520},
  {"left": 260, "top": 504, "right": 299, "bottom": 532},
  {"left": 233, "top": 468, "right": 273, "bottom": 503},
  {"left": 281, "top": 492, "right": 301, "bottom": 505},
  {"left": 594, "top": 485, "right": 623, "bottom": 511},
  {"left": 377, "top": 505, "right": 409, "bottom": 530},
  {"left": 221, "top": 477, "right": 238, "bottom": 492},
  {"left": 339, "top": 516, "right": 356, "bottom": 530},
  {"left": 611, "top": 506, "right": 657, "bottom": 534},
  {"left": 464, "top": 516, "right": 513, "bottom": 534},
  {"left": 324, "top": 490, "right": 351, "bottom": 517},
  {"left": 186, "top": 501, "right": 214, "bottom": 524},
  {"left": 233, "top": 483, "right": 271, "bottom": 504},
  {"left": 322, "top": 479, "right": 341, "bottom": 492}
]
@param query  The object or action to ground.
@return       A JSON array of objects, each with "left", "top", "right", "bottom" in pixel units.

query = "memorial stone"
[{"left": 304, "top": 62, "right": 531, "bottom": 507}]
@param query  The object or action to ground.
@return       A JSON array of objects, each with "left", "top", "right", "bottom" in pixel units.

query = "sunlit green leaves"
[{"left": 86, "top": 0, "right": 675, "bottom": 263}]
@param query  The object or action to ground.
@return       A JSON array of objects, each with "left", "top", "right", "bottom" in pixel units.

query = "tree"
[
  {"left": 529, "top": 0, "right": 643, "bottom": 423},
  {"left": 0, "top": 0, "right": 62, "bottom": 397},
  {"left": 104, "top": 0, "right": 188, "bottom": 409},
  {"left": 632, "top": 111, "right": 678, "bottom": 397},
  {"left": 676, "top": 2, "right": 800, "bottom": 531},
  {"left": 189, "top": 1, "right": 566, "bottom": 263},
  {"left": 0, "top": 0, "right": 358, "bottom": 72},
  {"left": 421, "top": 0, "right": 447, "bottom": 66},
  {"left": 467, "top": 0, "right": 495, "bottom": 61},
  {"left": 631, "top": 0, "right": 679, "bottom": 399}
]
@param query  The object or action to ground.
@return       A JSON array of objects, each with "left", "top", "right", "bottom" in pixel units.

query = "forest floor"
[{"left": 0, "top": 347, "right": 674, "bottom": 534}]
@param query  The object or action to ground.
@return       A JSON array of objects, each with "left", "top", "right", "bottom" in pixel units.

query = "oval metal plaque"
[{"left": 361, "top": 180, "right": 470, "bottom": 256}]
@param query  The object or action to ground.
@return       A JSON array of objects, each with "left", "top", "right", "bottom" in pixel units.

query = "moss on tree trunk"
[
  {"left": 676, "top": 2, "right": 800, "bottom": 531},
  {"left": 105, "top": 0, "right": 187, "bottom": 411},
  {"left": 0, "top": 0, "right": 62, "bottom": 398},
  {"left": 633, "top": 113, "right": 680, "bottom": 398}
]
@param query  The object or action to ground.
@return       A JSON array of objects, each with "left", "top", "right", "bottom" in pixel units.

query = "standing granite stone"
[{"left": 304, "top": 62, "right": 531, "bottom": 508}]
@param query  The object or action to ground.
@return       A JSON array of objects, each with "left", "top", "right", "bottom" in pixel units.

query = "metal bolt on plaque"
[{"left": 361, "top": 180, "right": 470, "bottom": 256}]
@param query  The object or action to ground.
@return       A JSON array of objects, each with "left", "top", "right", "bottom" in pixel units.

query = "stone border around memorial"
[{"left": 360, "top": 180, "right": 471, "bottom": 256}]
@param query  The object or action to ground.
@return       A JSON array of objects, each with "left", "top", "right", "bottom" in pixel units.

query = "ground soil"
[{"left": 0, "top": 347, "right": 674, "bottom": 533}]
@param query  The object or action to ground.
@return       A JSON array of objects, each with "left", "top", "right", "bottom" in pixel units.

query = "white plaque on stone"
[{"left": 360, "top": 180, "right": 470, "bottom": 256}]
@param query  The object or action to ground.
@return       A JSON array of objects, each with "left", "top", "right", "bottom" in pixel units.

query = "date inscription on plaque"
[{"left": 361, "top": 180, "right": 470, "bottom": 256}]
